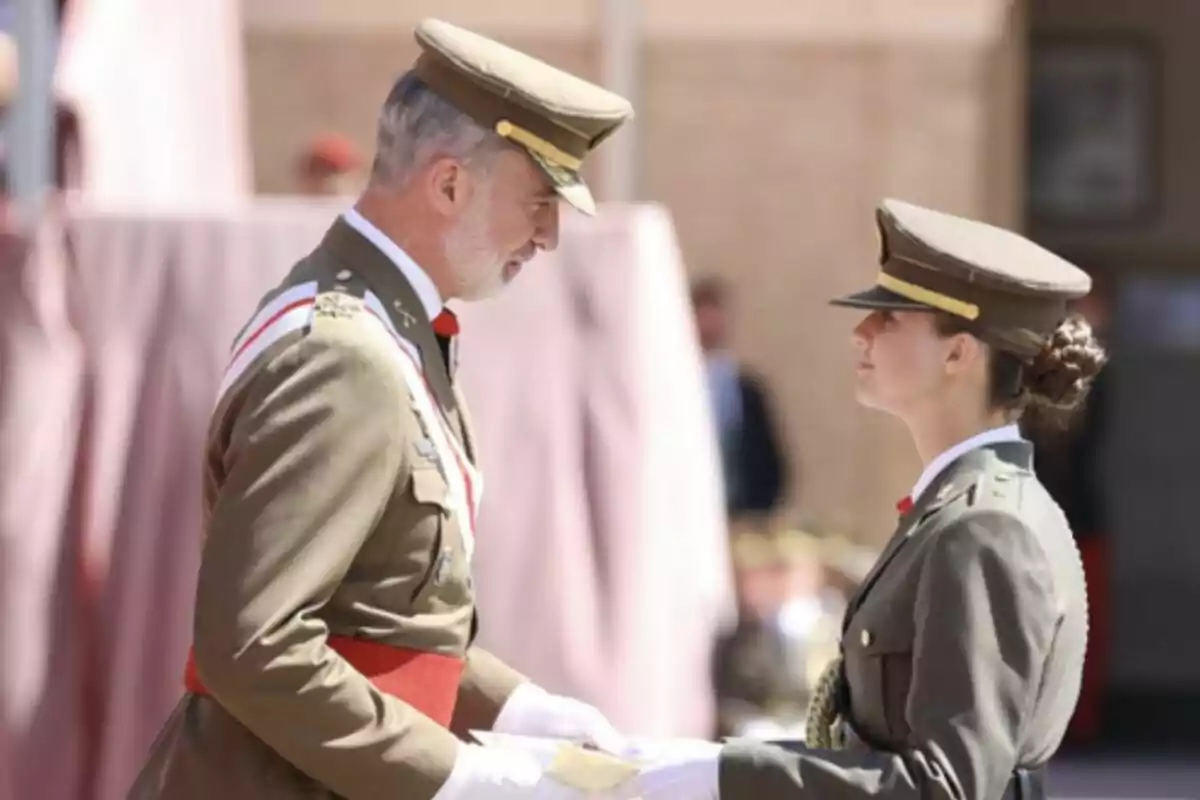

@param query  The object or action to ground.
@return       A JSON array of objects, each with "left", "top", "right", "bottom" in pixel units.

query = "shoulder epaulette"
[{"left": 964, "top": 465, "right": 1025, "bottom": 511}]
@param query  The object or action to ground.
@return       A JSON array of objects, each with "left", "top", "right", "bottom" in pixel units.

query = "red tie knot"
[{"left": 432, "top": 309, "right": 459, "bottom": 337}]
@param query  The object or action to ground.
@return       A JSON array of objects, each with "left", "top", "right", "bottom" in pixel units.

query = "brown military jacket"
[
  {"left": 720, "top": 441, "right": 1087, "bottom": 799},
  {"left": 127, "top": 219, "right": 526, "bottom": 800}
]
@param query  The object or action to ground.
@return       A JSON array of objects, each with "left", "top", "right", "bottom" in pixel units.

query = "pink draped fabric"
[
  {"left": 0, "top": 219, "right": 87, "bottom": 800},
  {"left": 0, "top": 200, "right": 732, "bottom": 800},
  {"left": 56, "top": 0, "right": 251, "bottom": 207},
  {"left": 460, "top": 205, "right": 733, "bottom": 737}
]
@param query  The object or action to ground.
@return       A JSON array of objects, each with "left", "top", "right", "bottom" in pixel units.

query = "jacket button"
[
  {"left": 336, "top": 269, "right": 352, "bottom": 281},
  {"left": 860, "top": 629, "right": 873, "bottom": 647}
]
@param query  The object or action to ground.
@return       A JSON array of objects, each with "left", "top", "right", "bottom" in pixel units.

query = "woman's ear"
[{"left": 943, "top": 331, "right": 984, "bottom": 375}]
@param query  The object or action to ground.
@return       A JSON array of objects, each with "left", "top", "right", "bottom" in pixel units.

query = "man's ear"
[{"left": 425, "top": 157, "right": 471, "bottom": 216}]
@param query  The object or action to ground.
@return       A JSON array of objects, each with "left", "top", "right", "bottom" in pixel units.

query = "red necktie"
[
  {"left": 432, "top": 309, "right": 459, "bottom": 337},
  {"left": 896, "top": 495, "right": 914, "bottom": 516}
]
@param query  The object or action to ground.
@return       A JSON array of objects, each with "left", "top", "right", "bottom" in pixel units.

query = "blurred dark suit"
[{"left": 709, "top": 358, "right": 788, "bottom": 517}]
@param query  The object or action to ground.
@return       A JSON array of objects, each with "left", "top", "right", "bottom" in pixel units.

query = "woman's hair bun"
[{"left": 1022, "top": 313, "right": 1107, "bottom": 425}]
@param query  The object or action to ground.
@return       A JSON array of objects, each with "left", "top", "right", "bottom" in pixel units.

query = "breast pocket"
[
  {"left": 846, "top": 622, "right": 914, "bottom": 744},
  {"left": 412, "top": 466, "right": 452, "bottom": 515},
  {"left": 408, "top": 466, "right": 470, "bottom": 609}
]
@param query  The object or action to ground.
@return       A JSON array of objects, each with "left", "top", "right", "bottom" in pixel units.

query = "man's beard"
[{"left": 442, "top": 184, "right": 510, "bottom": 302}]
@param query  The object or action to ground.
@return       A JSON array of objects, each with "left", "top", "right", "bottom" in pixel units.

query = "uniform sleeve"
[
  {"left": 449, "top": 646, "right": 529, "bottom": 738},
  {"left": 719, "top": 510, "right": 1059, "bottom": 800},
  {"left": 192, "top": 326, "right": 461, "bottom": 800}
]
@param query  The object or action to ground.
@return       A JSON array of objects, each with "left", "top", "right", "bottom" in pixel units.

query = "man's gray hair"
[{"left": 370, "top": 71, "right": 505, "bottom": 187}]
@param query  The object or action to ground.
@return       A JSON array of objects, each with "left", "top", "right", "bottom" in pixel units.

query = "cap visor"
[
  {"left": 527, "top": 150, "right": 596, "bottom": 215},
  {"left": 829, "top": 285, "right": 931, "bottom": 312}
]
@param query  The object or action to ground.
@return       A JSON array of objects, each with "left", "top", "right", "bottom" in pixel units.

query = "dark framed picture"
[{"left": 1027, "top": 34, "right": 1160, "bottom": 227}]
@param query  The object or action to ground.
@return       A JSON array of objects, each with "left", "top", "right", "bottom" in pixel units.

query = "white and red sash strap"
[
  {"left": 217, "top": 281, "right": 320, "bottom": 404},
  {"left": 213, "top": 284, "right": 482, "bottom": 562},
  {"left": 362, "top": 291, "right": 482, "bottom": 563}
]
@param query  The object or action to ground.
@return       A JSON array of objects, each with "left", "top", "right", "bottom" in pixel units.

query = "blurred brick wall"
[{"left": 242, "top": 0, "right": 1024, "bottom": 546}]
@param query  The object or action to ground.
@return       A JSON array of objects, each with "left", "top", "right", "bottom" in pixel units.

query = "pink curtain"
[
  {"left": 460, "top": 205, "right": 734, "bottom": 737},
  {"left": 0, "top": 219, "right": 87, "bottom": 800}
]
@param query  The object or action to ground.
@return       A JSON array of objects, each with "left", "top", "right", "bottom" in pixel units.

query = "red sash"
[{"left": 183, "top": 636, "right": 465, "bottom": 727}]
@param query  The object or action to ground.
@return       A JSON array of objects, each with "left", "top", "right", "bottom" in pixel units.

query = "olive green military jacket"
[
  {"left": 127, "top": 220, "right": 526, "bottom": 800},
  {"left": 720, "top": 442, "right": 1087, "bottom": 800}
]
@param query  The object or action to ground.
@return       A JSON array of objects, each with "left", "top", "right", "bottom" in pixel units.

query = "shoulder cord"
[{"left": 805, "top": 656, "right": 846, "bottom": 750}]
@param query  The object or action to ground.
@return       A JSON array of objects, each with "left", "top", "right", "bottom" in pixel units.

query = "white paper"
[
  {"left": 470, "top": 731, "right": 640, "bottom": 791},
  {"left": 471, "top": 730, "right": 722, "bottom": 766}
]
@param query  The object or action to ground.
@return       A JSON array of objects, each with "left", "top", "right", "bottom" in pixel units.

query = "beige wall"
[
  {"left": 244, "top": 0, "right": 1007, "bottom": 37},
  {"left": 242, "top": 0, "right": 1024, "bottom": 545}
]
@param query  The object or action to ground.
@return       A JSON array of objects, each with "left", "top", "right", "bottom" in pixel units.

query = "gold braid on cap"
[
  {"left": 805, "top": 656, "right": 847, "bottom": 750},
  {"left": 876, "top": 272, "right": 980, "bottom": 321},
  {"left": 495, "top": 120, "right": 583, "bottom": 171}
]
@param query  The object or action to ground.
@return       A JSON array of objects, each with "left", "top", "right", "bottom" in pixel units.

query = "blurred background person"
[
  {"left": 294, "top": 133, "right": 363, "bottom": 197},
  {"left": 0, "top": 31, "right": 15, "bottom": 220},
  {"left": 712, "top": 526, "right": 844, "bottom": 740},
  {"left": 0, "top": 30, "right": 80, "bottom": 201},
  {"left": 691, "top": 277, "right": 790, "bottom": 526}
]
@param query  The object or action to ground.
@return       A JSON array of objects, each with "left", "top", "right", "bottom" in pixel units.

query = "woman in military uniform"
[{"left": 616, "top": 199, "right": 1106, "bottom": 800}]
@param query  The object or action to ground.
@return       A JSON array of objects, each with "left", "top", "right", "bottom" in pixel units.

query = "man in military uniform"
[{"left": 128, "top": 19, "right": 633, "bottom": 800}]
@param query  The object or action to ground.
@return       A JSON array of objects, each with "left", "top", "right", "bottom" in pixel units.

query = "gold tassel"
[{"left": 805, "top": 657, "right": 845, "bottom": 750}]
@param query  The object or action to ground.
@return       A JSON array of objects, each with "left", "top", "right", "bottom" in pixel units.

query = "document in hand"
[{"left": 470, "top": 731, "right": 639, "bottom": 790}]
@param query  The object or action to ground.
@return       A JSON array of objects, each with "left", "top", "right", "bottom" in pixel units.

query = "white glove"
[{"left": 493, "top": 683, "right": 626, "bottom": 753}]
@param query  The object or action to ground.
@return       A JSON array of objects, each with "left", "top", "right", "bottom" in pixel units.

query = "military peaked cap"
[
  {"left": 412, "top": 19, "right": 633, "bottom": 215},
  {"left": 832, "top": 199, "right": 1093, "bottom": 359}
]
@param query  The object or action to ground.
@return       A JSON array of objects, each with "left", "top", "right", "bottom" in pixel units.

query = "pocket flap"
[
  {"left": 411, "top": 468, "right": 451, "bottom": 511},
  {"left": 851, "top": 621, "right": 912, "bottom": 656}
]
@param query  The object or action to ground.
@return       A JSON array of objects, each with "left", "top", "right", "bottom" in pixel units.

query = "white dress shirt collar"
[
  {"left": 909, "top": 423, "right": 1024, "bottom": 504},
  {"left": 342, "top": 208, "right": 444, "bottom": 321}
]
